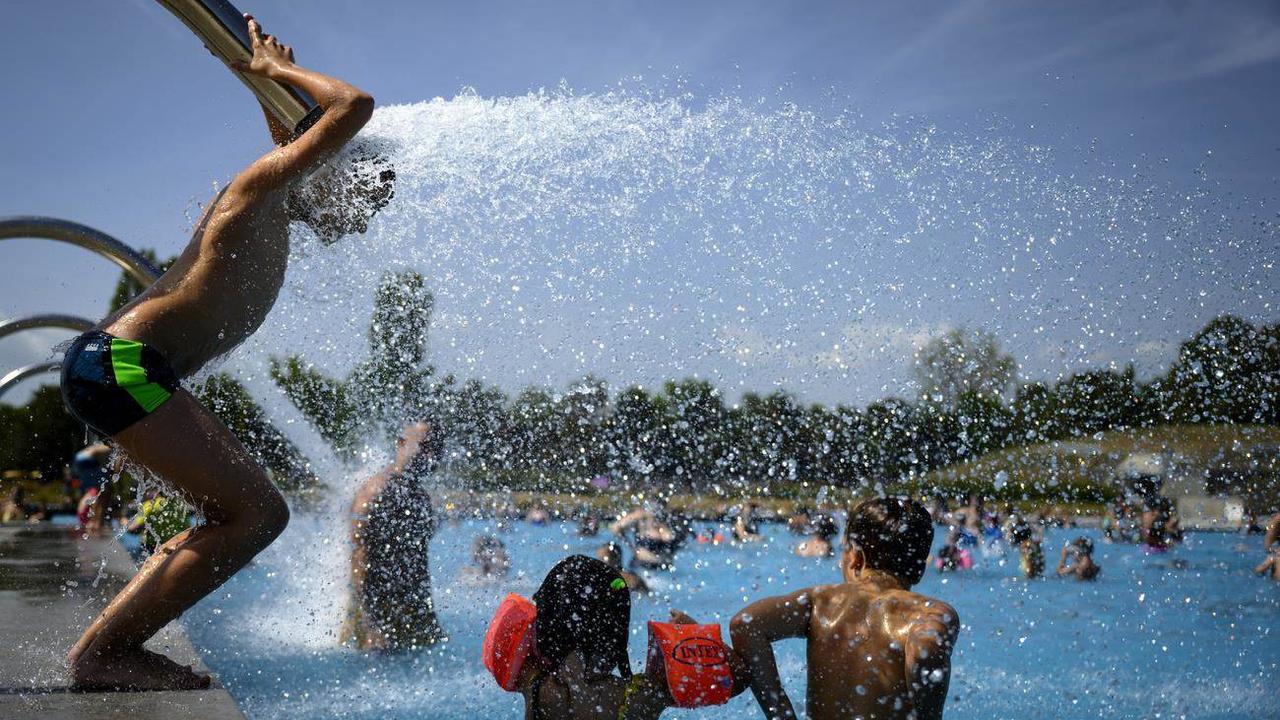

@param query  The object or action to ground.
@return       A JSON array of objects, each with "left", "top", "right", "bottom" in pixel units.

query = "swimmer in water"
[
  {"left": 347, "top": 422, "right": 447, "bottom": 651},
  {"left": 1056, "top": 536, "right": 1101, "bottom": 581},
  {"left": 610, "top": 500, "right": 686, "bottom": 570},
  {"left": 733, "top": 501, "right": 765, "bottom": 543},
  {"left": 465, "top": 534, "right": 512, "bottom": 580},
  {"left": 731, "top": 498, "right": 959, "bottom": 720},
  {"left": 934, "top": 528, "right": 965, "bottom": 573},
  {"left": 795, "top": 513, "right": 838, "bottom": 558},
  {"left": 1009, "top": 520, "right": 1044, "bottom": 579},
  {"left": 1262, "top": 512, "right": 1280, "bottom": 553},
  {"left": 61, "top": 13, "right": 388, "bottom": 688},
  {"left": 1141, "top": 495, "right": 1181, "bottom": 551},
  {"left": 511, "top": 555, "right": 745, "bottom": 719}
]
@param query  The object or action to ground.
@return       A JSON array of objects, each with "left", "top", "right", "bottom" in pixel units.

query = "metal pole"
[
  {"left": 0, "top": 217, "right": 161, "bottom": 286},
  {"left": 0, "top": 314, "right": 95, "bottom": 342},
  {"left": 0, "top": 361, "right": 62, "bottom": 401}
]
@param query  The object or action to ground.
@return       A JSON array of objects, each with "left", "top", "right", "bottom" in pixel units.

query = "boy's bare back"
[
  {"left": 732, "top": 498, "right": 958, "bottom": 720},
  {"left": 804, "top": 581, "right": 957, "bottom": 720}
]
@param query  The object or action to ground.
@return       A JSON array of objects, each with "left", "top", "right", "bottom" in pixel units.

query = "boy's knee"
[
  {"left": 256, "top": 491, "right": 290, "bottom": 542},
  {"left": 227, "top": 489, "right": 288, "bottom": 551}
]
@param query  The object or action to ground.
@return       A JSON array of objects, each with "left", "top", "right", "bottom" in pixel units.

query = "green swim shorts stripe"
[{"left": 109, "top": 337, "right": 173, "bottom": 413}]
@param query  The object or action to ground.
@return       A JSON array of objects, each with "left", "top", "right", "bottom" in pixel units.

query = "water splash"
[{"left": 235, "top": 87, "right": 1273, "bottom": 431}]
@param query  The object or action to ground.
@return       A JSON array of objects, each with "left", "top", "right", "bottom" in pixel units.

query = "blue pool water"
[{"left": 184, "top": 516, "right": 1279, "bottom": 719}]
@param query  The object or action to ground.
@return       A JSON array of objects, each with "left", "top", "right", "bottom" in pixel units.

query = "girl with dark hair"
[{"left": 485, "top": 555, "right": 743, "bottom": 720}]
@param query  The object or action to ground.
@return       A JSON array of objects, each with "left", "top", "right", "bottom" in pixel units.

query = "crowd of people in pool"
[
  {"left": 9, "top": 411, "right": 1274, "bottom": 717},
  {"left": 333, "top": 420, "right": 1280, "bottom": 720}
]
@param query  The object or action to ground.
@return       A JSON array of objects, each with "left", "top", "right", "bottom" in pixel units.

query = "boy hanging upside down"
[
  {"left": 61, "top": 13, "right": 391, "bottom": 690},
  {"left": 731, "top": 498, "right": 960, "bottom": 720}
]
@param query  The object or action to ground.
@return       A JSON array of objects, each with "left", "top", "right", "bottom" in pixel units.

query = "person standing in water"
[
  {"left": 731, "top": 498, "right": 959, "bottom": 720},
  {"left": 1056, "top": 537, "right": 1101, "bottom": 580},
  {"left": 347, "top": 421, "right": 447, "bottom": 650},
  {"left": 60, "top": 14, "right": 390, "bottom": 689},
  {"left": 610, "top": 499, "right": 686, "bottom": 570}
]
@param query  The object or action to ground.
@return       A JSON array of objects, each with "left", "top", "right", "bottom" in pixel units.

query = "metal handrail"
[
  {"left": 0, "top": 314, "right": 95, "bottom": 341},
  {"left": 0, "top": 361, "right": 62, "bottom": 400},
  {"left": 0, "top": 216, "right": 161, "bottom": 286},
  {"left": 0, "top": 217, "right": 159, "bottom": 393}
]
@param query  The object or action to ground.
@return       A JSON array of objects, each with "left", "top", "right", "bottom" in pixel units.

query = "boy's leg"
[{"left": 68, "top": 389, "right": 289, "bottom": 690}]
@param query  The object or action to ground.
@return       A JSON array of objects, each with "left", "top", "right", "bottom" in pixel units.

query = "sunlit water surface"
[{"left": 179, "top": 519, "right": 1279, "bottom": 720}]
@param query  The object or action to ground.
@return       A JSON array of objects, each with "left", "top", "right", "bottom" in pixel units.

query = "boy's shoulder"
[{"left": 814, "top": 583, "right": 957, "bottom": 633}]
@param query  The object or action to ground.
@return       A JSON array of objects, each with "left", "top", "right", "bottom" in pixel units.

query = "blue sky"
[{"left": 2, "top": 0, "right": 1278, "bottom": 407}]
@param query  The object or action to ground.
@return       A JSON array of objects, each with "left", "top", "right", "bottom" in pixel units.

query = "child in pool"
[
  {"left": 934, "top": 528, "right": 971, "bottom": 572},
  {"left": 509, "top": 555, "right": 746, "bottom": 719},
  {"left": 795, "top": 514, "right": 839, "bottom": 558},
  {"left": 61, "top": 13, "right": 390, "bottom": 690},
  {"left": 1056, "top": 537, "right": 1101, "bottom": 581},
  {"left": 731, "top": 498, "right": 960, "bottom": 720}
]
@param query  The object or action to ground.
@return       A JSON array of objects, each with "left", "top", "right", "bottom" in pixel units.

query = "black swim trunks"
[{"left": 61, "top": 331, "right": 180, "bottom": 437}]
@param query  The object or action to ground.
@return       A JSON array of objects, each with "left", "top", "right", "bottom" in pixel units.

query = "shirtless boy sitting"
[
  {"left": 731, "top": 498, "right": 959, "bottom": 720},
  {"left": 60, "top": 14, "right": 388, "bottom": 690}
]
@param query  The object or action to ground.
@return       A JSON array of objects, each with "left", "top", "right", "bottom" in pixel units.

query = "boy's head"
[
  {"left": 288, "top": 149, "right": 395, "bottom": 243},
  {"left": 842, "top": 497, "right": 933, "bottom": 587}
]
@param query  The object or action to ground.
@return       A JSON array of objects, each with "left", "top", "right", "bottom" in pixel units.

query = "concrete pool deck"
[{"left": 0, "top": 524, "right": 245, "bottom": 720}]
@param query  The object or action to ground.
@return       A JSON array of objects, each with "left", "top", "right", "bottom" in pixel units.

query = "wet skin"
[
  {"left": 731, "top": 549, "right": 959, "bottom": 720},
  {"left": 67, "top": 13, "right": 374, "bottom": 691}
]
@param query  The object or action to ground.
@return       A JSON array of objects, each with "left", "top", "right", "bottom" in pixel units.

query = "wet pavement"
[{"left": 0, "top": 524, "right": 245, "bottom": 719}]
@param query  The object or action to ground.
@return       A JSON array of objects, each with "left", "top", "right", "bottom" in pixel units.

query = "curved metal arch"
[
  {"left": 0, "top": 361, "right": 62, "bottom": 401},
  {"left": 0, "top": 314, "right": 95, "bottom": 342},
  {"left": 0, "top": 216, "right": 161, "bottom": 286}
]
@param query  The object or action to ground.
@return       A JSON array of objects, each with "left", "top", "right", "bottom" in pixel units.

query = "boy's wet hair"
[
  {"left": 843, "top": 497, "right": 933, "bottom": 586},
  {"left": 533, "top": 555, "right": 632, "bottom": 678},
  {"left": 289, "top": 147, "right": 396, "bottom": 243}
]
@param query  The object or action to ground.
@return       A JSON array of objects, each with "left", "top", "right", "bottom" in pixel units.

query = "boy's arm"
[
  {"left": 230, "top": 15, "right": 373, "bottom": 194},
  {"left": 1254, "top": 556, "right": 1274, "bottom": 575},
  {"left": 904, "top": 601, "right": 960, "bottom": 720},
  {"left": 259, "top": 100, "right": 292, "bottom": 147},
  {"left": 609, "top": 508, "right": 642, "bottom": 535},
  {"left": 348, "top": 475, "right": 388, "bottom": 611},
  {"left": 1055, "top": 546, "right": 1073, "bottom": 576},
  {"left": 730, "top": 587, "right": 814, "bottom": 720}
]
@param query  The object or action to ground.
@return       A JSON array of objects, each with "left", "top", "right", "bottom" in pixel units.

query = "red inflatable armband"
[
  {"left": 483, "top": 593, "right": 537, "bottom": 691},
  {"left": 646, "top": 621, "right": 734, "bottom": 708}
]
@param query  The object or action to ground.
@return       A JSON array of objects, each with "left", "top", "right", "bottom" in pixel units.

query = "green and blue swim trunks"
[{"left": 61, "top": 331, "right": 180, "bottom": 436}]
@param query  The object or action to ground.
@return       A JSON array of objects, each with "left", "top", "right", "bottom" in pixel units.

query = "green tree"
[
  {"left": 0, "top": 386, "right": 84, "bottom": 480},
  {"left": 913, "top": 328, "right": 1017, "bottom": 407},
  {"left": 1153, "top": 316, "right": 1279, "bottom": 425},
  {"left": 271, "top": 270, "right": 436, "bottom": 460}
]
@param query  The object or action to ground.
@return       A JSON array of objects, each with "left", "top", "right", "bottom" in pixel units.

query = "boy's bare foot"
[{"left": 69, "top": 647, "right": 212, "bottom": 692}]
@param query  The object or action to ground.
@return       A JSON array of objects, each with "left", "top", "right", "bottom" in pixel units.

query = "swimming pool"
[{"left": 183, "top": 514, "right": 1279, "bottom": 719}]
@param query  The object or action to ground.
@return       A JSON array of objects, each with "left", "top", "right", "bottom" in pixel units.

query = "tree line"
[
  {"left": 3, "top": 263, "right": 1277, "bottom": 500},
  {"left": 269, "top": 271, "right": 1280, "bottom": 495}
]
